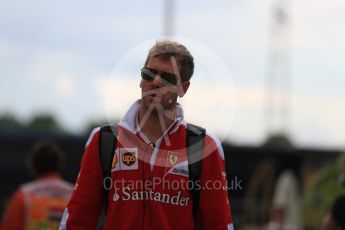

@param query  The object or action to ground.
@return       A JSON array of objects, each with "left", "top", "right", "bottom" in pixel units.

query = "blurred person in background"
[
  {"left": 266, "top": 157, "right": 301, "bottom": 230},
  {"left": 323, "top": 158, "right": 345, "bottom": 230},
  {"left": 1, "top": 141, "right": 73, "bottom": 230}
]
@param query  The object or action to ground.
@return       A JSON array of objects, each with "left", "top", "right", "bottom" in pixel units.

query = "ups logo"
[{"left": 122, "top": 152, "right": 136, "bottom": 166}]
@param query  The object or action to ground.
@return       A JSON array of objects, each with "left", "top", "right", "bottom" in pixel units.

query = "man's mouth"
[
  {"left": 151, "top": 92, "right": 159, "bottom": 98},
  {"left": 145, "top": 91, "right": 161, "bottom": 99}
]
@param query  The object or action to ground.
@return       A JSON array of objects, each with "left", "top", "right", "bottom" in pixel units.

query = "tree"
[
  {"left": 0, "top": 113, "right": 23, "bottom": 131},
  {"left": 26, "top": 114, "right": 63, "bottom": 133}
]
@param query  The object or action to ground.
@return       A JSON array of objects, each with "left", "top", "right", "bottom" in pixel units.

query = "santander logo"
[{"left": 113, "top": 187, "right": 190, "bottom": 206}]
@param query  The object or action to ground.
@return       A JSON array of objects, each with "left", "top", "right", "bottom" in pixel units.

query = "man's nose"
[{"left": 151, "top": 74, "right": 162, "bottom": 86}]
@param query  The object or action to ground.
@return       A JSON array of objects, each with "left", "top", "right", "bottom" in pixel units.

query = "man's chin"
[
  {"left": 142, "top": 99, "right": 159, "bottom": 111},
  {"left": 144, "top": 102, "right": 171, "bottom": 114},
  {"left": 142, "top": 97, "right": 175, "bottom": 112}
]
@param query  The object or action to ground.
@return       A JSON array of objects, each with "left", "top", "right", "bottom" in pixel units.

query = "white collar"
[
  {"left": 118, "top": 99, "right": 184, "bottom": 134},
  {"left": 135, "top": 111, "right": 180, "bottom": 146}
]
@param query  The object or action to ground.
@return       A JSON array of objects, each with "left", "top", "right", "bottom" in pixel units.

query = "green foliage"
[
  {"left": 0, "top": 113, "right": 23, "bottom": 130},
  {"left": 301, "top": 154, "right": 345, "bottom": 230},
  {"left": 0, "top": 111, "right": 120, "bottom": 135},
  {"left": 263, "top": 132, "right": 294, "bottom": 150},
  {"left": 0, "top": 112, "right": 64, "bottom": 133},
  {"left": 26, "top": 114, "right": 63, "bottom": 132}
]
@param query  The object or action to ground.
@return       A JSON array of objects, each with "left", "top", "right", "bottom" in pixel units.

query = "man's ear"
[
  {"left": 140, "top": 79, "right": 143, "bottom": 88},
  {"left": 178, "top": 81, "right": 190, "bottom": 97}
]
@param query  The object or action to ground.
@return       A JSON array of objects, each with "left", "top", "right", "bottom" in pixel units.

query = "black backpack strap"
[
  {"left": 186, "top": 123, "right": 206, "bottom": 229},
  {"left": 99, "top": 125, "right": 118, "bottom": 213}
]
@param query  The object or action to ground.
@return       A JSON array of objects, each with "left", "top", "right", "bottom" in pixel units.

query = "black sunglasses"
[{"left": 141, "top": 67, "right": 179, "bottom": 85}]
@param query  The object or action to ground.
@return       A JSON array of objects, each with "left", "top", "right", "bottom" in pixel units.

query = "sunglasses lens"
[
  {"left": 141, "top": 67, "right": 178, "bottom": 85},
  {"left": 161, "top": 72, "right": 177, "bottom": 85},
  {"left": 141, "top": 68, "right": 155, "bottom": 81}
]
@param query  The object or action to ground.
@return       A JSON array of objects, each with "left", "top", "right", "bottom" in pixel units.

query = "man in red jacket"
[{"left": 59, "top": 40, "right": 233, "bottom": 230}]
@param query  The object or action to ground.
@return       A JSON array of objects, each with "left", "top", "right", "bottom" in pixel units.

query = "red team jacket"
[{"left": 59, "top": 101, "right": 233, "bottom": 230}]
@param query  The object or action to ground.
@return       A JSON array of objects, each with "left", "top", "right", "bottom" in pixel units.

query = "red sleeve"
[
  {"left": 198, "top": 134, "right": 233, "bottom": 230},
  {"left": 60, "top": 128, "right": 104, "bottom": 230}
]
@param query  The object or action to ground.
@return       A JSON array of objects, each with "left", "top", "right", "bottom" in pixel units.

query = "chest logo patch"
[
  {"left": 112, "top": 153, "right": 118, "bottom": 169},
  {"left": 168, "top": 152, "right": 178, "bottom": 165},
  {"left": 112, "top": 148, "right": 138, "bottom": 172},
  {"left": 122, "top": 152, "right": 136, "bottom": 166}
]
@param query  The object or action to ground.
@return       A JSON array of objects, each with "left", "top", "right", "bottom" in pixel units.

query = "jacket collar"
[{"left": 118, "top": 99, "right": 184, "bottom": 134}]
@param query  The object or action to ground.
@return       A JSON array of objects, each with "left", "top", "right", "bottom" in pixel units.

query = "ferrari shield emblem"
[{"left": 168, "top": 152, "right": 178, "bottom": 165}]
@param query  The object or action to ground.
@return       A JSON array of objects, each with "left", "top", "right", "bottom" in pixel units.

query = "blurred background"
[{"left": 0, "top": 0, "right": 344, "bottom": 229}]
